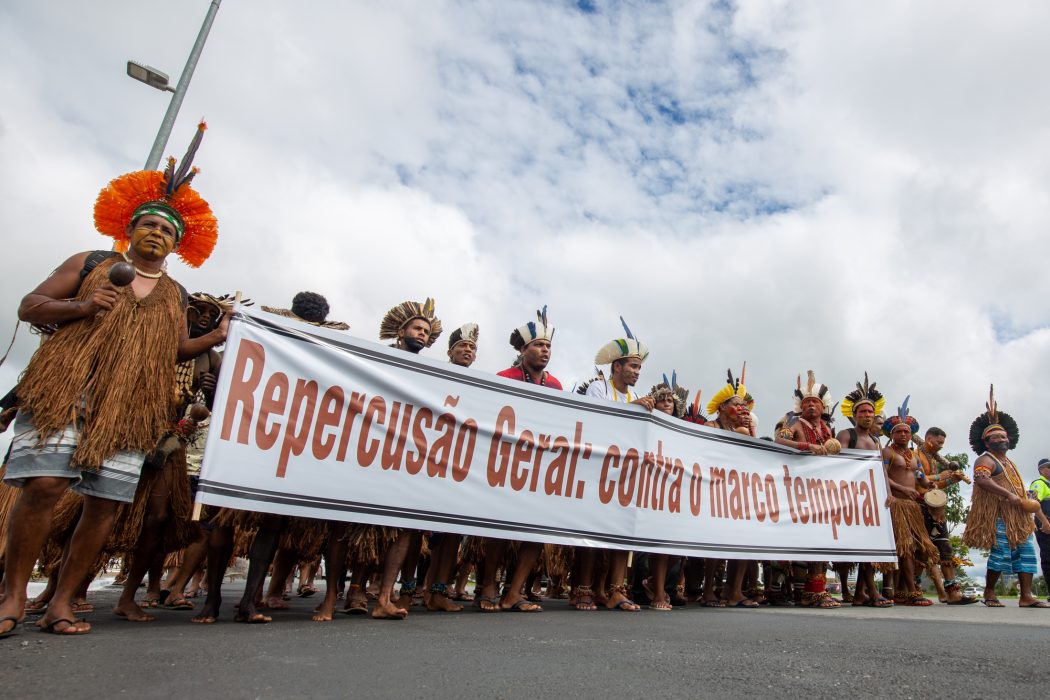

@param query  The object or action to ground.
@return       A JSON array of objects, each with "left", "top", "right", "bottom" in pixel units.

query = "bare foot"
[
  {"left": 113, "top": 600, "right": 156, "bottom": 622},
  {"left": 371, "top": 599, "right": 408, "bottom": 620},
  {"left": 262, "top": 595, "right": 289, "bottom": 610},
  {"left": 312, "top": 595, "right": 337, "bottom": 622},
  {"left": 192, "top": 597, "right": 221, "bottom": 624},
  {"left": 426, "top": 592, "right": 464, "bottom": 612}
]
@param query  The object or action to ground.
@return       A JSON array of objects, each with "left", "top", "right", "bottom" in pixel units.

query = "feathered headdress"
[
  {"left": 510, "top": 306, "right": 554, "bottom": 350},
  {"left": 594, "top": 316, "right": 649, "bottom": 365},
  {"left": 649, "top": 370, "right": 689, "bottom": 418},
  {"left": 93, "top": 121, "right": 217, "bottom": 268},
  {"left": 576, "top": 367, "right": 605, "bottom": 396},
  {"left": 792, "top": 370, "right": 833, "bottom": 413},
  {"left": 841, "top": 372, "right": 885, "bottom": 424},
  {"left": 379, "top": 298, "right": 442, "bottom": 346},
  {"left": 190, "top": 292, "right": 252, "bottom": 315},
  {"left": 881, "top": 395, "right": 920, "bottom": 436},
  {"left": 707, "top": 363, "right": 753, "bottom": 416},
  {"left": 448, "top": 322, "right": 480, "bottom": 350},
  {"left": 969, "top": 384, "right": 1020, "bottom": 453},
  {"left": 684, "top": 389, "right": 707, "bottom": 424}
]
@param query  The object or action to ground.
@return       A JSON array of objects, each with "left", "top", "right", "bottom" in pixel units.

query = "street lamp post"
[{"left": 127, "top": 0, "right": 223, "bottom": 170}]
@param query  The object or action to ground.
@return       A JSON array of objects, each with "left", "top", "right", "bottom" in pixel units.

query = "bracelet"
[{"left": 798, "top": 442, "right": 809, "bottom": 452}]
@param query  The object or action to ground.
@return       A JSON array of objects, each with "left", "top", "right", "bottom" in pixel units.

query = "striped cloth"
[
  {"left": 986, "top": 517, "right": 1039, "bottom": 574},
  {"left": 3, "top": 410, "right": 146, "bottom": 503}
]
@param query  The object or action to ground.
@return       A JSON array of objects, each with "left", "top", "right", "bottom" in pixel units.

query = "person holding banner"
[
  {"left": 701, "top": 368, "right": 760, "bottom": 608},
  {"left": 576, "top": 318, "right": 652, "bottom": 612},
  {"left": 642, "top": 372, "right": 690, "bottom": 611},
  {"left": 0, "top": 123, "right": 223, "bottom": 638},
  {"left": 368, "top": 298, "right": 443, "bottom": 619},
  {"left": 473, "top": 309, "right": 559, "bottom": 612},
  {"left": 775, "top": 371, "right": 842, "bottom": 609},
  {"left": 836, "top": 375, "right": 892, "bottom": 608},
  {"left": 880, "top": 399, "right": 938, "bottom": 606},
  {"left": 963, "top": 388, "right": 1050, "bottom": 608},
  {"left": 417, "top": 322, "right": 483, "bottom": 614}
]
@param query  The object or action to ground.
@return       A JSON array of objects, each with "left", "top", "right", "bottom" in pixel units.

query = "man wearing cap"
[
  {"left": 573, "top": 317, "right": 652, "bottom": 613},
  {"left": 1029, "top": 459, "right": 1050, "bottom": 600}
]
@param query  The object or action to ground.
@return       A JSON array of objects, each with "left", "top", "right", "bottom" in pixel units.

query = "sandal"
[
  {"left": 502, "top": 598, "right": 542, "bottom": 613},
  {"left": 572, "top": 586, "right": 598, "bottom": 611},
  {"left": 607, "top": 585, "right": 640, "bottom": 612},
  {"left": 477, "top": 595, "right": 500, "bottom": 613},
  {"left": 0, "top": 615, "right": 23, "bottom": 639},
  {"left": 649, "top": 599, "right": 673, "bottom": 611},
  {"left": 982, "top": 599, "right": 1005, "bottom": 607},
  {"left": 165, "top": 597, "right": 195, "bottom": 611}
]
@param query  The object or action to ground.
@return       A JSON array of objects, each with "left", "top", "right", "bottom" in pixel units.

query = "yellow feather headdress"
[{"left": 379, "top": 298, "right": 442, "bottom": 346}]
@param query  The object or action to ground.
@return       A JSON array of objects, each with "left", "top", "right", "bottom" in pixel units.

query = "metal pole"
[{"left": 143, "top": 0, "right": 223, "bottom": 170}]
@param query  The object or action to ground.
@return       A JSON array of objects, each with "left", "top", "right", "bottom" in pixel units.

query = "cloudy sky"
[{"left": 3, "top": 0, "right": 1050, "bottom": 524}]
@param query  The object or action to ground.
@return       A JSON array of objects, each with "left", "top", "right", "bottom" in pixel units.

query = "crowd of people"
[{"left": 2, "top": 125, "right": 1050, "bottom": 639}]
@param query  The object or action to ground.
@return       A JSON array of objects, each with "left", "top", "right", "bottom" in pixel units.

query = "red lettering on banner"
[
  {"left": 750, "top": 473, "right": 766, "bottom": 522},
  {"left": 598, "top": 446, "right": 620, "bottom": 505},
  {"left": 824, "top": 479, "right": 842, "bottom": 539},
  {"left": 380, "top": 402, "right": 412, "bottom": 471},
  {"left": 765, "top": 474, "right": 780, "bottom": 522},
  {"left": 709, "top": 467, "right": 728, "bottom": 518},
  {"left": 257, "top": 372, "right": 289, "bottom": 450},
  {"left": 544, "top": 436, "right": 570, "bottom": 496},
  {"left": 357, "top": 395, "right": 386, "bottom": 467},
  {"left": 450, "top": 419, "right": 476, "bottom": 482},
  {"left": 487, "top": 406, "right": 515, "bottom": 487},
  {"left": 689, "top": 464, "right": 703, "bottom": 516},
  {"left": 276, "top": 379, "right": 319, "bottom": 477},
  {"left": 668, "top": 460, "right": 684, "bottom": 514},
  {"left": 782, "top": 465, "right": 798, "bottom": 523},
  {"left": 868, "top": 469, "right": 881, "bottom": 526},
  {"left": 727, "top": 469, "right": 744, "bottom": 520},
  {"left": 335, "top": 392, "right": 366, "bottom": 462},
  {"left": 529, "top": 433, "right": 552, "bottom": 493},
  {"left": 793, "top": 476, "right": 809, "bottom": 524},
  {"left": 311, "top": 386, "right": 345, "bottom": 460},
  {"left": 406, "top": 407, "right": 433, "bottom": 474},
  {"left": 567, "top": 422, "right": 588, "bottom": 500},
  {"left": 221, "top": 339, "right": 266, "bottom": 444},
  {"left": 427, "top": 413, "right": 456, "bottom": 478},
  {"left": 509, "top": 430, "right": 535, "bottom": 491},
  {"left": 617, "top": 449, "right": 639, "bottom": 508}
]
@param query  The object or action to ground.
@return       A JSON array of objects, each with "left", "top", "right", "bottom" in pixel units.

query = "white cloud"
[{"left": 3, "top": 0, "right": 1050, "bottom": 497}]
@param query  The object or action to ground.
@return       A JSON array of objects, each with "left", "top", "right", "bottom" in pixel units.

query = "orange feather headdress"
[{"left": 93, "top": 121, "right": 217, "bottom": 268}]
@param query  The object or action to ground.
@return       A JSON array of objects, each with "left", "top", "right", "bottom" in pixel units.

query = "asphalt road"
[{"left": 2, "top": 582, "right": 1047, "bottom": 699}]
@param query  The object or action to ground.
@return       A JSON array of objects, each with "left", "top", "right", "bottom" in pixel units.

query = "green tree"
[{"left": 941, "top": 452, "right": 973, "bottom": 575}]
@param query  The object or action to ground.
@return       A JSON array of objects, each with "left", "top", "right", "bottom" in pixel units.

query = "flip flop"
[
  {"left": 297, "top": 585, "right": 318, "bottom": 598},
  {"left": 71, "top": 603, "right": 94, "bottom": 614},
  {"left": 732, "top": 600, "right": 760, "bottom": 608},
  {"left": 477, "top": 595, "right": 501, "bottom": 613},
  {"left": 982, "top": 599, "right": 1005, "bottom": 608},
  {"left": 341, "top": 602, "right": 369, "bottom": 615},
  {"left": 609, "top": 599, "right": 640, "bottom": 611},
  {"left": 165, "top": 598, "right": 195, "bottom": 611},
  {"left": 946, "top": 596, "right": 979, "bottom": 606},
  {"left": 502, "top": 599, "right": 542, "bottom": 613},
  {"left": 648, "top": 601, "right": 673, "bottom": 611},
  {"left": 38, "top": 618, "right": 90, "bottom": 635},
  {"left": 702, "top": 600, "right": 726, "bottom": 608},
  {"left": 1019, "top": 601, "right": 1050, "bottom": 609},
  {"left": 0, "top": 615, "right": 23, "bottom": 639}
]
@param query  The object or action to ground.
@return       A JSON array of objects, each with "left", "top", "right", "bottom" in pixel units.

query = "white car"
[{"left": 963, "top": 586, "right": 980, "bottom": 598}]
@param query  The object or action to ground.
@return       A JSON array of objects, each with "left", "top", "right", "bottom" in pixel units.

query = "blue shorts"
[{"left": 986, "top": 518, "right": 1039, "bottom": 574}]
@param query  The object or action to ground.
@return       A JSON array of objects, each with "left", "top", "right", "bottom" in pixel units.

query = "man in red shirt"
[{"left": 476, "top": 307, "right": 559, "bottom": 612}]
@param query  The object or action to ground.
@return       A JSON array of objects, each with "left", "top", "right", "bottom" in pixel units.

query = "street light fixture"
[
  {"left": 126, "top": 61, "right": 175, "bottom": 92},
  {"left": 125, "top": 0, "right": 223, "bottom": 170}
]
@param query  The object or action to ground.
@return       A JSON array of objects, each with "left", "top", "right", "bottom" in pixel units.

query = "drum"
[{"left": 923, "top": 488, "right": 948, "bottom": 522}]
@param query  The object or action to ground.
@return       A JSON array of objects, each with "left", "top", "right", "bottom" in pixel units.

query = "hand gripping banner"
[{"left": 196, "top": 307, "right": 898, "bottom": 562}]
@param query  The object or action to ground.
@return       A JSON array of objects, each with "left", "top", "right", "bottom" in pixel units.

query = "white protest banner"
[{"left": 197, "top": 307, "right": 897, "bottom": 562}]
